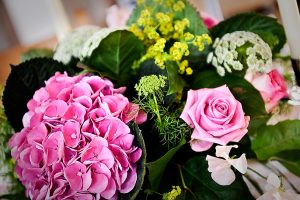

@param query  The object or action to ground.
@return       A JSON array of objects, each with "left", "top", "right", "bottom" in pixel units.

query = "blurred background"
[{"left": 0, "top": 0, "right": 289, "bottom": 85}]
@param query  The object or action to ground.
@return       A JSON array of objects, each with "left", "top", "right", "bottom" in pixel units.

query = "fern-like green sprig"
[{"left": 135, "top": 75, "right": 190, "bottom": 148}]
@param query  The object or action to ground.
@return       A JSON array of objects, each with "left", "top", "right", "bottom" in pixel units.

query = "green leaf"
[
  {"left": 3, "top": 58, "right": 77, "bottom": 131},
  {"left": 84, "top": 30, "right": 144, "bottom": 86},
  {"left": 272, "top": 150, "right": 300, "bottom": 177},
  {"left": 210, "top": 13, "right": 286, "bottom": 53},
  {"left": 182, "top": 156, "right": 254, "bottom": 200},
  {"left": 177, "top": 0, "right": 208, "bottom": 35},
  {"left": 252, "top": 120, "right": 300, "bottom": 160},
  {"left": 147, "top": 138, "right": 186, "bottom": 191},
  {"left": 166, "top": 62, "right": 186, "bottom": 95},
  {"left": 191, "top": 70, "right": 268, "bottom": 118},
  {"left": 127, "top": 0, "right": 208, "bottom": 35},
  {"left": 120, "top": 124, "right": 146, "bottom": 200},
  {"left": 20, "top": 48, "right": 53, "bottom": 62}
]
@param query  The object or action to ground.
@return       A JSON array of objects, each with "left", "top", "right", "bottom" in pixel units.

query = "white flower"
[
  {"left": 53, "top": 25, "right": 100, "bottom": 64},
  {"left": 207, "top": 31, "right": 272, "bottom": 76},
  {"left": 257, "top": 173, "right": 300, "bottom": 200},
  {"left": 288, "top": 86, "right": 300, "bottom": 106},
  {"left": 206, "top": 145, "right": 247, "bottom": 186}
]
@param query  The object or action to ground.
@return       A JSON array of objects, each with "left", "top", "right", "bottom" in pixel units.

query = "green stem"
[
  {"left": 177, "top": 164, "right": 197, "bottom": 200},
  {"left": 153, "top": 94, "right": 161, "bottom": 124}
]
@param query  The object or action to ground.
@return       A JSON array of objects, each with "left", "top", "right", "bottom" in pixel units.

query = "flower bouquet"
[{"left": 1, "top": 0, "right": 300, "bottom": 199}]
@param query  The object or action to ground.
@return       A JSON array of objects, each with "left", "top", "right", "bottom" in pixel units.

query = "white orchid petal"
[
  {"left": 257, "top": 191, "right": 276, "bottom": 200},
  {"left": 215, "top": 145, "right": 238, "bottom": 159},
  {"left": 206, "top": 155, "right": 231, "bottom": 172},
  {"left": 229, "top": 153, "right": 247, "bottom": 174},
  {"left": 211, "top": 167, "right": 236, "bottom": 186},
  {"left": 267, "top": 173, "right": 281, "bottom": 189},
  {"left": 206, "top": 155, "right": 235, "bottom": 185}
]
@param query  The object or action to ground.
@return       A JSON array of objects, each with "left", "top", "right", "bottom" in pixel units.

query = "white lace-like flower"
[
  {"left": 207, "top": 31, "right": 272, "bottom": 76},
  {"left": 206, "top": 145, "right": 247, "bottom": 186},
  {"left": 288, "top": 86, "right": 300, "bottom": 106},
  {"left": 53, "top": 25, "right": 100, "bottom": 64},
  {"left": 257, "top": 173, "right": 300, "bottom": 200},
  {"left": 80, "top": 27, "right": 124, "bottom": 60}
]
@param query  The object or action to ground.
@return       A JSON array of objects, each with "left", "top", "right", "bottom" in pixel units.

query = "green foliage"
[
  {"left": 147, "top": 138, "right": 186, "bottom": 191},
  {"left": 0, "top": 86, "right": 26, "bottom": 199},
  {"left": 3, "top": 58, "right": 77, "bottom": 131},
  {"left": 84, "top": 30, "right": 144, "bottom": 86},
  {"left": 166, "top": 62, "right": 186, "bottom": 95},
  {"left": 210, "top": 13, "right": 286, "bottom": 53},
  {"left": 127, "top": 0, "right": 208, "bottom": 35},
  {"left": 120, "top": 124, "right": 147, "bottom": 200},
  {"left": 272, "top": 150, "right": 300, "bottom": 177},
  {"left": 21, "top": 48, "right": 53, "bottom": 62},
  {"left": 180, "top": 156, "right": 254, "bottom": 200},
  {"left": 155, "top": 109, "right": 191, "bottom": 149},
  {"left": 252, "top": 120, "right": 300, "bottom": 160}
]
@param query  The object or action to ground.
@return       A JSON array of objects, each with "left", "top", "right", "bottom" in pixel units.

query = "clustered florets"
[
  {"left": 207, "top": 31, "right": 272, "bottom": 76},
  {"left": 129, "top": 0, "right": 212, "bottom": 75}
]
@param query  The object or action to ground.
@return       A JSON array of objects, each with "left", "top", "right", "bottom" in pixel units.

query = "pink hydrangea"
[{"left": 9, "top": 72, "right": 146, "bottom": 200}]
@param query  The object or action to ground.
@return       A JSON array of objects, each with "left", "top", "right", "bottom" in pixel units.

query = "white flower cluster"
[
  {"left": 207, "top": 31, "right": 272, "bottom": 76},
  {"left": 80, "top": 27, "right": 123, "bottom": 60},
  {"left": 53, "top": 25, "right": 100, "bottom": 64}
]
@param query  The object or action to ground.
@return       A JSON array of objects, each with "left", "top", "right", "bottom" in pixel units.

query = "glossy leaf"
[
  {"left": 84, "top": 30, "right": 144, "bottom": 86},
  {"left": 147, "top": 138, "right": 186, "bottom": 191},
  {"left": 211, "top": 13, "right": 286, "bottom": 53},
  {"left": 181, "top": 156, "right": 254, "bottom": 200},
  {"left": 166, "top": 62, "right": 186, "bottom": 95},
  {"left": 3, "top": 58, "right": 77, "bottom": 131},
  {"left": 252, "top": 120, "right": 300, "bottom": 160}
]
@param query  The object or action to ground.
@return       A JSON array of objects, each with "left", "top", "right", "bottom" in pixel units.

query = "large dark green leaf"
[
  {"left": 166, "top": 62, "right": 186, "bottom": 95},
  {"left": 272, "top": 150, "right": 300, "bottom": 177},
  {"left": 211, "top": 13, "right": 286, "bottom": 53},
  {"left": 147, "top": 138, "right": 186, "bottom": 191},
  {"left": 181, "top": 156, "right": 254, "bottom": 200},
  {"left": 191, "top": 70, "right": 268, "bottom": 118},
  {"left": 120, "top": 124, "right": 146, "bottom": 200},
  {"left": 84, "top": 30, "right": 144, "bottom": 86},
  {"left": 252, "top": 120, "right": 300, "bottom": 160},
  {"left": 3, "top": 58, "right": 77, "bottom": 131},
  {"left": 127, "top": 0, "right": 208, "bottom": 35}
]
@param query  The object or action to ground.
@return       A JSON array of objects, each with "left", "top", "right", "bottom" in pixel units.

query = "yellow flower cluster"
[
  {"left": 162, "top": 186, "right": 182, "bottom": 200},
  {"left": 129, "top": 1, "right": 212, "bottom": 75}
]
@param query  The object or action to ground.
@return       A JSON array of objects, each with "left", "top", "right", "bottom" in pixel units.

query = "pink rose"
[
  {"left": 248, "top": 69, "right": 289, "bottom": 112},
  {"left": 180, "top": 85, "right": 250, "bottom": 152}
]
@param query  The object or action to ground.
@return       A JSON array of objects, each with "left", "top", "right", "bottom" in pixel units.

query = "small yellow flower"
[
  {"left": 173, "top": 1, "right": 185, "bottom": 12},
  {"left": 137, "top": 0, "right": 144, "bottom": 5},
  {"left": 179, "top": 60, "right": 188, "bottom": 74},
  {"left": 156, "top": 12, "right": 171, "bottom": 24},
  {"left": 186, "top": 67, "right": 193, "bottom": 75},
  {"left": 163, "top": 186, "right": 182, "bottom": 200},
  {"left": 183, "top": 32, "right": 195, "bottom": 41}
]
